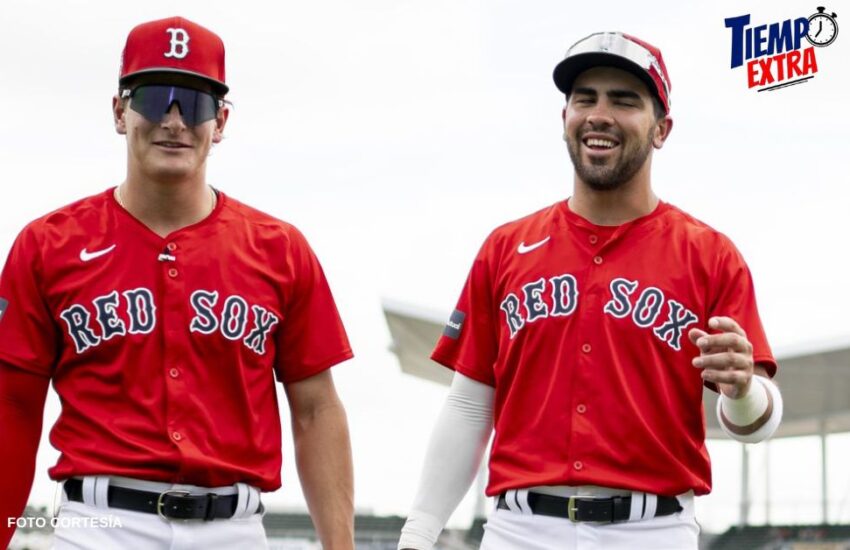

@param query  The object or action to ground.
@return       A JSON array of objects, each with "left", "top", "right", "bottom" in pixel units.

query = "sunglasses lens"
[{"left": 129, "top": 86, "right": 218, "bottom": 126}]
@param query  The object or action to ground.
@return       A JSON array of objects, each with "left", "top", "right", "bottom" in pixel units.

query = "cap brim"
[
  {"left": 553, "top": 52, "right": 658, "bottom": 106},
  {"left": 120, "top": 68, "right": 229, "bottom": 95}
]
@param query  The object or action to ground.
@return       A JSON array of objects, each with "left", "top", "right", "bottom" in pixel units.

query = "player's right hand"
[{"left": 687, "top": 316, "right": 754, "bottom": 399}]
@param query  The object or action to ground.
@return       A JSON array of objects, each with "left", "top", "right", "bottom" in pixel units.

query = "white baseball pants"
[
  {"left": 480, "top": 489, "right": 699, "bottom": 550},
  {"left": 51, "top": 476, "right": 268, "bottom": 550}
]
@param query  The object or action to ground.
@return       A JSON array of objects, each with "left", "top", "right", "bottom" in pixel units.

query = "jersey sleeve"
[
  {"left": 431, "top": 239, "right": 500, "bottom": 387},
  {"left": 273, "top": 228, "right": 353, "bottom": 384},
  {"left": 0, "top": 226, "right": 59, "bottom": 375},
  {"left": 709, "top": 237, "right": 776, "bottom": 377}
]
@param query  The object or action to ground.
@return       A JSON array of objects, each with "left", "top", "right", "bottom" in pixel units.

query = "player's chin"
[
  {"left": 148, "top": 162, "right": 199, "bottom": 182},
  {"left": 579, "top": 151, "right": 619, "bottom": 174},
  {"left": 580, "top": 169, "right": 628, "bottom": 191}
]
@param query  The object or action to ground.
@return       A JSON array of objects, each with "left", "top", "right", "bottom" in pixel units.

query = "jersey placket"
[
  {"left": 160, "top": 238, "right": 191, "bottom": 480},
  {"left": 567, "top": 224, "right": 619, "bottom": 478}
]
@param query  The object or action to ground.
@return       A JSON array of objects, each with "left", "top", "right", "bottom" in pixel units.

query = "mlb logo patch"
[
  {"left": 443, "top": 309, "right": 466, "bottom": 340},
  {"left": 0, "top": 297, "right": 8, "bottom": 324}
]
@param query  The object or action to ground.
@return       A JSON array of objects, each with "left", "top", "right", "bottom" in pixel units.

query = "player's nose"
[
  {"left": 161, "top": 103, "right": 188, "bottom": 130},
  {"left": 584, "top": 116, "right": 616, "bottom": 134},
  {"left": 585, "top": 103, "right": 614, "bottom": 127}
]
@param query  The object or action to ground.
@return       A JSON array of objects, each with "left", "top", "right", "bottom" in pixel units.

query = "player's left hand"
[{"left": 688, "top": 316, "right": 754, "bottom": 399}]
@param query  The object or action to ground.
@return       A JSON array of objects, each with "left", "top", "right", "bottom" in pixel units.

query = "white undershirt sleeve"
[{"left": 397, "top": 372, "right": 495, "bottom": 550}]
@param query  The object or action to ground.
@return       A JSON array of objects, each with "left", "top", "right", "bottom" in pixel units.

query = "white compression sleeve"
[
  {"left": 397, "top": 373, "right": 495, "bottom": 550},
  {"left": 717, "top": 375, "right": 783, "bottom": 444}
]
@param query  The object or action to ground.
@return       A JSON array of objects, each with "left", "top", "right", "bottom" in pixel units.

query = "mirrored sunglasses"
[{"left": 122, "top": 85, "right": 222, "bottom": 127}]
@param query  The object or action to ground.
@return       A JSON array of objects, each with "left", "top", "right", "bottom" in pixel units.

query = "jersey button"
[
  {"left": 577, "top": 404, "right": 587, "bottom": 414},
  {"left": 166, "top": 242, "right": 178, "bottom": 252},
  {"left": 581, "top": 343, "right": 591, "bottom": 353},
  {"left": 573, "top": 461, "right": 583, "bottom": 471},
  {"left": 172, "top": 431, "right": 182, "bottom": 441},
  {"left": 589, "top": 235, "right": 598, "bottom": 244},
  {"left": 168, "top": 268, "right": 178, "bottom": 278},
  {"left": 169, "top": 368, "right": 180, "bottom": 378},
  {"left": 593, "top": 256, "right": 603, "bottom": 265}
]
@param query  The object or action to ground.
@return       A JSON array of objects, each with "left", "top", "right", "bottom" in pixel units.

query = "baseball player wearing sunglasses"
[{"left": 0, "top": 16, "right": 355, "bottom": 549}]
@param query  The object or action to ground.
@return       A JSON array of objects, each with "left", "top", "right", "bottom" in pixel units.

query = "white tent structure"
[{"left": 382, "top": 299, "right": 850, "bottom": 525}]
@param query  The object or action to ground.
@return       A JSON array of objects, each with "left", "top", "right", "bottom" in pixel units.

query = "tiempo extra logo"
[{"left": 725, "top": 6, "right": 838, "bottom": 92}]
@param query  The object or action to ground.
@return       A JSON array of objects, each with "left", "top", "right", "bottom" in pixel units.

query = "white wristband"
[
  {"left": 720, "top": 375, "right": 769, "bottom": 426},
  {"left": 717, "top": 375, "right": 783, "bottom": 444}
]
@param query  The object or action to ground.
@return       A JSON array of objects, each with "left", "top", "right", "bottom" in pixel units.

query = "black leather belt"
[
  {"left": 63, "top": 478, "right": 262, "bottom": 521},
  {"left": 497, "top": 491, "right": 682, "bottom": 523}
]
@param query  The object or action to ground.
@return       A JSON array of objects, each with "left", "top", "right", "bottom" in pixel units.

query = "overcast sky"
[{"left": 2, "top": 0, "right": 848, "bottom": 535}]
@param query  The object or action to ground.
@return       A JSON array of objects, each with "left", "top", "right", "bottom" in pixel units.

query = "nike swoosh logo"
[
  {"left": 517, "top": 236, "right": 550, "bottom": 254},
  {"left": 80, "top": 245, "right": 117, "bottom": 262}
]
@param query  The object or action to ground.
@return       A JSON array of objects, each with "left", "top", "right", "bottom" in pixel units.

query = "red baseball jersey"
[
  {"left": 0, "top": 188, "right": 352, "bottom": 491},
  {"left": 432, "top": 199, "right": 775, "bottom": 497}
]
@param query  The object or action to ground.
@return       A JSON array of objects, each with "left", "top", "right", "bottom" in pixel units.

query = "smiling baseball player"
[
  {"left": 398, "top": 32, "right": 783, "bottom": 550},
  {"left": 0, "top": 17, "right": 354, "bottom": 549}
]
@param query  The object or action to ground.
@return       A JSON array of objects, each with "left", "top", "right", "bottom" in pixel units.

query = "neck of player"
[
  {"left": 116, "top": 178, "right": 216, "bottom": 237},
  {"left": 568, "top": 163, "right": 658, "bottom": 226}
]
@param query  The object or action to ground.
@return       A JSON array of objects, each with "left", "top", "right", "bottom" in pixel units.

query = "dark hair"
[{"left": 651, "top": 96, "right": 666, "bottom": 121}]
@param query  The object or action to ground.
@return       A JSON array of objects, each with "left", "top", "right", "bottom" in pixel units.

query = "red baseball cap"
[
  {"left": 119, "top": 16, "right": 228, "bottom": 95},
  {"left": 553, "top": 32, "right": 671, "bottom": 114}
]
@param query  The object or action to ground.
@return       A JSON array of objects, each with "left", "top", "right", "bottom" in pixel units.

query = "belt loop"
[
  {"left": 643, "top": 494, "right": 658, "bottom": 520},
  {"left": 245, "top": 485, "right": 260, "bottom": 516},
  {"left": 516, "top": 489, "right": 532, "bottom": 515},
  {"left": 503, "top": 490, "right": 520, "bottom": 513},
  {"left": 204, "top": 493, "right": 219, "bottom": 521},
  {"left": 232, "top": 483, "right": 249, "bottom": 519},
  {"left": 233, "top": 483, "right": 262, "bottom": 519},
  {"left": 94, "top": 476, "right": 110, "bottom": 509},
  {"left": 629, "top": 492, "right": 644, "bottom": 521},
  {"left": 81, "top": 477, "right": 96, "bottom": 507}
]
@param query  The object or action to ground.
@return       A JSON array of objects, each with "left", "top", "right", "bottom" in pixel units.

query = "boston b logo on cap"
[{"left": 119, "top": 16, "right": 228, "bottom": 94}]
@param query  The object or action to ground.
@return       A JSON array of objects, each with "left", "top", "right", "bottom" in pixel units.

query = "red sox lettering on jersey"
[
  {"left": 499, "top": 275, "right": 699, "bottom": 350},
  {"left": 60, "top": 288, "right": 280, "bottom": 355},
  {"left": 431, "top": 199, "right": 776, "bottom": 498},
  {"left": 0, "top": 189, "right": 352, "bottom": 492}
]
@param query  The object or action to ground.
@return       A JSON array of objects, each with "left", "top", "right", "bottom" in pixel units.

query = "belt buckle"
[
  {"left": 567, "top": 496, "right": 579, "bottom": 522},
  {"left": 157, "top": 490, "right": 191, "bottom": 520}
]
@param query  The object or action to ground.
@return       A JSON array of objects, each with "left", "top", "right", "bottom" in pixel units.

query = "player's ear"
[
  {"left": 561, "top": 105, "right": 568, "bottom": 142},
  {"left": 113, "top": 94, "right": 127, "bottom": 135},
  {"left": 652, "top": 115, "right": 673, "bottom": 149},
  {"left": 212, "top": 105, "right": 230, "bottom": 144}
]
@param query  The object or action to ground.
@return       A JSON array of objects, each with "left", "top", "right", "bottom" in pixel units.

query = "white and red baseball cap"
[
  {"left": 553, "top": 32, "right": 671, "bottom": 113},
  {"left": 119, "top": 16, "right": 228, "bottom": 95}
]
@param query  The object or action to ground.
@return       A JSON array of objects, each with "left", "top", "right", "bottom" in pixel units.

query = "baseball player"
[
  {"left": 0, "top": 17, "right": 355, "bottom": 549},
  {"left": 398, "top": 32, "right": 783, "bottom": 550}
]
